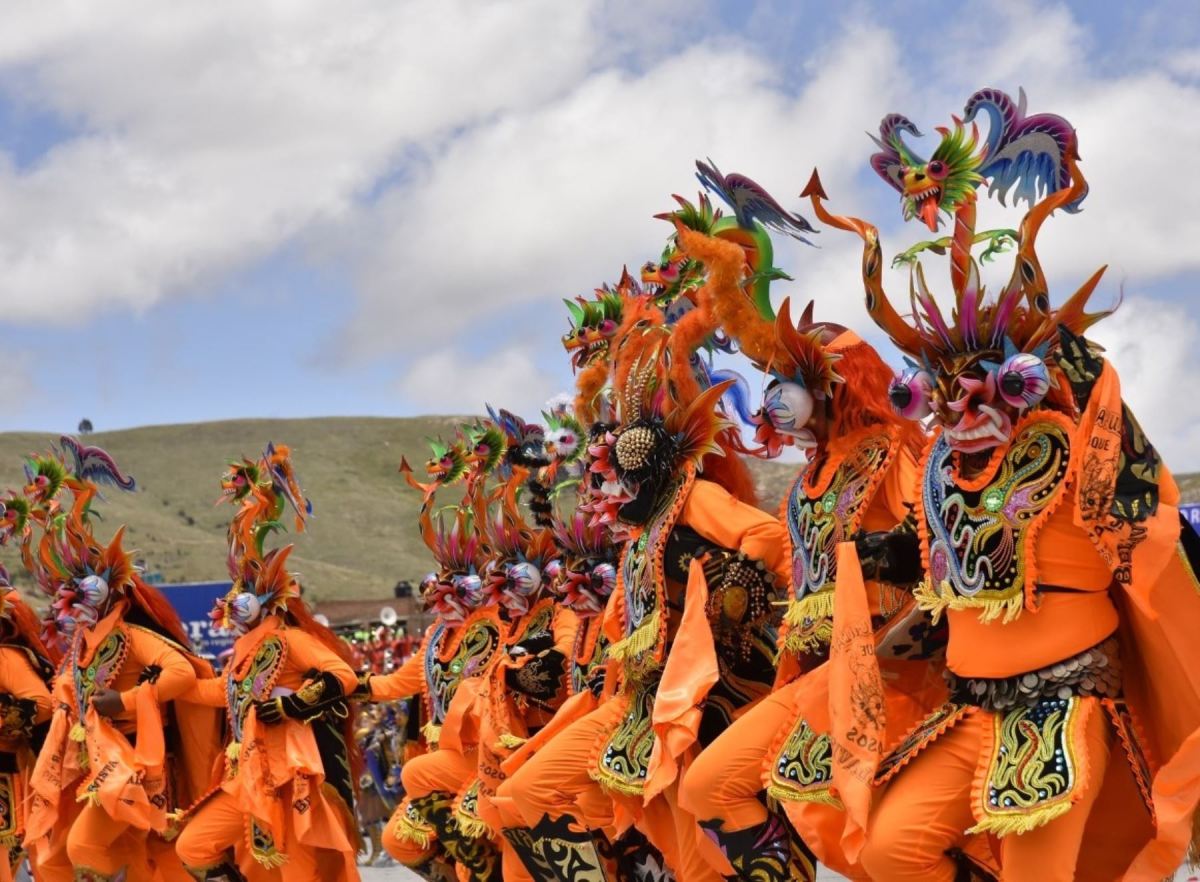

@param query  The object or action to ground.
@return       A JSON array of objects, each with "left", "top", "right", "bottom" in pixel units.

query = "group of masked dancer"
[{"left": 0, "top": 85, "right": 1195, "bottom": 882}]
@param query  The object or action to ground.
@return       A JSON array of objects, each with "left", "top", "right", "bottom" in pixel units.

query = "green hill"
[{"left": 0, "top": 418, "right": 1195, "bottom": 603}]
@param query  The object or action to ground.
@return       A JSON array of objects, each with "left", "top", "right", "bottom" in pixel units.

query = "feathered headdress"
[{"left": 219, "top": 442, "right": 313, "bottom": 617}]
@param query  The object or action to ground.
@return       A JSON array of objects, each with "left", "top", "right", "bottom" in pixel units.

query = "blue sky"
[{"left": 0, "top": 0, "right": 1198, "bottom": 465}]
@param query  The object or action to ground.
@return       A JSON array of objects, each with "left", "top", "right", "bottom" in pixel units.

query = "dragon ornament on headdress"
[
  {"left": 806, "top": 87, "right": 1111, "bottom": 455},
  {"left": 18, "top": 437, "right": 191, "bottom": 649},
  {"left": 210, "top": 443, "right": 313, "bottom": 635}
]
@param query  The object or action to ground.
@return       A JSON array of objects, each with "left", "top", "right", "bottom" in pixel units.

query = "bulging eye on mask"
[
  {"left": 761, "top": 381, "right": 818, "bottom": 449},
  {"left": 889, "top": 350, "right": 1052, "bottom": 453}
]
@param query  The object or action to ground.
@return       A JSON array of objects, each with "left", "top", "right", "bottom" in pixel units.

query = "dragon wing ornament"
[
  {"left": 695, "top": 157, "right": 818, "bottom": 244},
  {"left": 964, "top": 87, "right": 1087, "bottom": 212}
]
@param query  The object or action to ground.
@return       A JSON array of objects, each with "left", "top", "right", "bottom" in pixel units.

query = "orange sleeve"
[
  {"left": 285, "top": 629, "right": 358, "bottom": 695},
  {"left": 180, "top": 675, "right": 227, "bottom": 708},
  {"left": 0, "top": 648, "right": 52, "bottom": 723},
  {"left": 120, "top": 629, "right": 198, "bottom": 712},
  {"left": 682, "top": 480, "right": 790, "bottom": 583},
  {"left": 368, "top": 649, "right": 425, "bottom": 702}
]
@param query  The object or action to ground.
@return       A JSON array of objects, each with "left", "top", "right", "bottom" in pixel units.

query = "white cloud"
[
  {"left": 342, "top": 22, "right": 907, "bottom": 355},
  {"left": 0, "top": 0, "right": 601, "bottom": 321},
  {"left": 1090, "top": 296, "right": 1200, "bottom": 471},
  {"left": 396, "top": 345, "right": 556, "bottom": 416}
]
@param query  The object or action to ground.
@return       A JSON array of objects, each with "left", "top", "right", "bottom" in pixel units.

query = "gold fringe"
[
  {"left": 421, "top": 722, "right": 442, "bottom": 746},
  {"left": 967, "top": 798, "right": 1074, "bottom": 837},
  {"left": 607, "top": 609, "right": 660, "bottom": 662},
  {"left": 782, "top": 591, "right": 835, "bottom": 629},
  {"left": 782, "top": 593, "right": 835, "bottom": 655},
  {"left": 392, "top": 811, "right": 432, "bottom": 849},
  {"left": 496, "top": 733, "right": 527, "bottom": 750},
  {"left": 251, "top": 847, "right": 288, "bottom": 869},
  {"left": 454, "top": 811, "right": 492, "bottom": 839},
  {"left": 75, "top": 788, "right": 101, "bottom": 807},
  {"left": 225, "top": 740, "right": 241, "bottom": 762},
  {"left": 69, "top": 723, "right": 86, "bottom": 743},
  {"left": 913, "top": 579, "right": 1024, "bottom": 625}
]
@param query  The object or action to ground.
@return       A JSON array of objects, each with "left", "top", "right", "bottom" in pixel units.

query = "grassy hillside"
[
  {"left": 0, "top": 418, "right": 1194, "bottom": 602},
  {"left": 0, "top": 417, "right": 473, "bottom": 604}
]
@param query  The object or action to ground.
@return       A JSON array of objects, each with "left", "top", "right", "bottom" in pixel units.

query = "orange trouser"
[
  {"left": 176, "top": 790, "right": 320, "bottom": 881},
  {"left": 66, "top": 803, "right": 135, "bottom": 877},
  {"left": 401, "top": 746, "right": 477, "bottom": 800},
  {"left": 859, "top": 708, "right": 1111, "bottom": 882},
  {"left": 682, "top": 679, "right": 799, "bottom": 831},
  {"left": 502, "top": 698, "right": 720, "bottom": 882},
  {"left": 681, "top": 679, "right": 868, "bottom": 880}
]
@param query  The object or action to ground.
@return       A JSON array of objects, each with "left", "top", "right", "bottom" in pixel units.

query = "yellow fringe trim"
[
  {"left": 496, "top": 733, "right": 527, "bottom": 750},
  {"left": 766, "top": 782, "right": 843, "bottom": 810},
  {"left": 393, "top": 811, "right": 433, "bottom": 849},
  {"left": 913, "top": 578, "right": 1024, "bottom": 625},
  {"left": 781, "top": 592, "right": 836, "bottom": 654},
  {"left": 967, "top": 798, "right": 1074, "bottom": 837},
  {"left": 251, "top": 848, "right": 288, "bottom": 870},
  {"left": 421, "top": 722, "right": 442, "bottom": 746},
  {"left": 75, "top": 788, "right": 101, "bottom": 807},
  {"left": 69, "top": 723, "right": 86, "bottom": 743},
  {"left": 607, "top": 609, "right": 660, "bottom": 662},
  {"left": 225, "top": 740, "right": 241, "bottom": 761},
  {"left": 454, "top": 812, "right": 492, "bottom": 839}
]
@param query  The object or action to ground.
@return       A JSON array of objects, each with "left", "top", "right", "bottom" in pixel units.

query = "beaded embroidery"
[
  {"left": 916, "top": 415, "right": 1072, "bottom": 623},
  {"left": 784, "top": 431, "right": 896, "bottom": 653}
]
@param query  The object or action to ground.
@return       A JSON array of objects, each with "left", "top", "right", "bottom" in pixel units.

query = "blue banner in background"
[
  {"left": 158, "top": 581, "right": 235, "bottom": 660},
  {"left": 1182, "top": 504, "right": 1200, "bottom": 536}
]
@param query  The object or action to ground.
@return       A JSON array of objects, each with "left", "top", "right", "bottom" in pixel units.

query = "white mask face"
[{"left": 763, "top": 381, "right": 818, "bottom": 449}]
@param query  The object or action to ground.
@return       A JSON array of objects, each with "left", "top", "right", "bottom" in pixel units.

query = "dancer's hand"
[
  {"left": 91, "top": 688, "right": 124, "bottom": 718},
  {"left": 254, "top": 698, "right": 286, "bottom": 725}
]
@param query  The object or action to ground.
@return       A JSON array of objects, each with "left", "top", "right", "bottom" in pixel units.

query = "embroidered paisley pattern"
[
  {"left": 768, "top": 720, "right": 840, "bottom": 807},
  {"left": 918, "top": 417, "right": 1072, "bottom": 623},
  {"left": 0, "top": 773, "right": 14, "bottom": 849},
  {"left": 73, "top": 629, "right": 129, "bottom": 727},
  {"left": 425, "top": 617, "right": 501, "bottom": 728},
  {"left": 972, "top": 696, "right": 1085, "bottom": 836},
  {"left": 594, "top": 680, "right": 657, "bottom": 796},
  {"left": 228, "top": 635, "right": 286, "bottom": 745},
  {"left": 786, "top": 433, "right": 894, "bottom": 653},
  {"left": 609, "top": 472, "right": 691, "bottom": 676}
]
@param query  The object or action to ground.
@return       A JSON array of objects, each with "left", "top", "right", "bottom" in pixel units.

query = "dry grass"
[{"left": 0, "top": 419, "right": 1193, "bottom": 602}]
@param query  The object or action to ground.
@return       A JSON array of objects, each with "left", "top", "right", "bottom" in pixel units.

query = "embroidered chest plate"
[
  {"left": 73, "top": 628, "right": 130, "bottom": 726},
  {"left": 227, "top": 635, "right": 287, "bottom": 742},
  {"left": 425, "top": 617, "right": 501, "bottom": 726},
  {"left": 919, "top": 418, "right": 1071, "bottom": 623},
  {"left": 784, "top": 434, "right": 895, "bottom": 653},
  {"left": 611, "top": 473, "right": 690, "bottom": 674},
  {"left": 788, "top": 433, "right": 894, "bottom": 602}
]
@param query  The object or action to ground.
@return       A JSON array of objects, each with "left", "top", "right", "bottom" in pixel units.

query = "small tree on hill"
[{"left": 78, "top": 419, "right": 93, "bottom": 435}]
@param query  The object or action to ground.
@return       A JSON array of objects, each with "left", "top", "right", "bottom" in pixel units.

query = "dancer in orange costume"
[
  {"left": 811, "top": 87, "right": 1200, "bottom": 882},
  {"left": 501, "top": 270, "right": 791, "bottom": 882},
  {"left": 19, "top": 440, "right": 220, "bottom": 882},
  {"left": 175, "top": 443, "right": 360, "bottom": 882},
  {"left": 453, "top": 449, "right": 583, "bottom": 882},
  {"left": 670, "top": 214, "right": 937, "bottom": 881},
  {"left": 363, "top": 435, "right": 503, "bottom": 880},
  {"left": 0, "top": 561, "right": 59, "bottom": 882}
]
